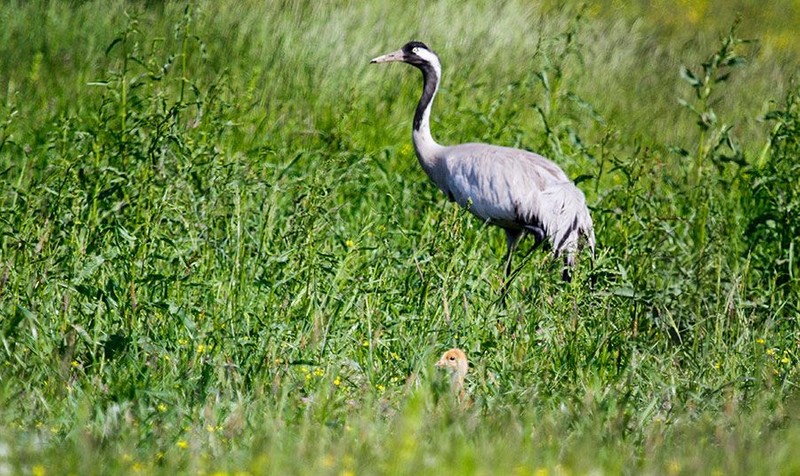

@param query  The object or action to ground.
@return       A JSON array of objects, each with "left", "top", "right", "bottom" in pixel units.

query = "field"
[{"left": 1, "top": 0, "right": 799, "bottom": 474}]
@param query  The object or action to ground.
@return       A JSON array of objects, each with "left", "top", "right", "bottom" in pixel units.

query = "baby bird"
[{"left": 435, "top": 348, "right": 470, "bottom": 405}]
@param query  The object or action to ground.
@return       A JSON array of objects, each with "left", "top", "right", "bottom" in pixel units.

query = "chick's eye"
[{"left": 449, "top": 356, "right": 455, "bottom": 361}]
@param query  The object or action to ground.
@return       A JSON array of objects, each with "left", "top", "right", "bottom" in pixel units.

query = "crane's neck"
[{"left": 412, "top": 60, "right": 444, "bottom": 178}]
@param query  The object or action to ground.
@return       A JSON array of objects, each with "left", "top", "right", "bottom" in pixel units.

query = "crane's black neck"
[{"left": 413, "top": 63, "right": 439, "bottom": 132}]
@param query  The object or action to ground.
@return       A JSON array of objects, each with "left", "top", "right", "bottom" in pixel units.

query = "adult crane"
[{"left": 370, "top": 41, "right": 594, "bottom": 283}]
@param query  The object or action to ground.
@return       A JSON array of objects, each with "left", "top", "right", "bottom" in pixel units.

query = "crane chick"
[
  {"left": 371, "top": 42, "right": 595, "bottom": 283},
  {"left": 435, "top": 348, "right": 469, "bottom": 404}
]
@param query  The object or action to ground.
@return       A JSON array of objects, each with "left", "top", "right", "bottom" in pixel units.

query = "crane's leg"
[
  {"left": 504, "top": 229, "right": 523, "bottom": 280},
  {"left": 500, "top": 229, "right": 524, "bottom": 304},
  {"left": 522, "top": 225, "right": 546, "bottom": 245},
  {"left": 561, "top": 255, "right": 573, "bottom": 282}
]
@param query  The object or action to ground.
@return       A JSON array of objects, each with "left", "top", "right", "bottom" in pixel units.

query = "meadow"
[{"left": 1, "top": 0, "right": 799, "bottom": 474}]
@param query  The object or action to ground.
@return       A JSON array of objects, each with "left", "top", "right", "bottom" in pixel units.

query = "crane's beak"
[{"left": 370, "top": 48, "right": 405, "bottom": 64}]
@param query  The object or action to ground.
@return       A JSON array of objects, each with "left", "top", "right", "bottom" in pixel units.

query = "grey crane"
[{"left": 370, "top": 41, "right": 595, "bottom": 283}]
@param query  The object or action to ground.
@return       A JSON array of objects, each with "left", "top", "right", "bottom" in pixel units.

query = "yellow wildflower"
[{"left": 177, "top": 440, "right": 189, "bottom": 449}]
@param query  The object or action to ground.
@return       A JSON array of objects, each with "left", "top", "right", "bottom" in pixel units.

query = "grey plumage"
[{"left": 371, "top": 41, "right": 594, "bottom": 282}]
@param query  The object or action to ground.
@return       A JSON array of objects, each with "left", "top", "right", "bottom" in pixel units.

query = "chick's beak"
[{"left": 370, "top": 48, "right": 405, "bottom": 64}]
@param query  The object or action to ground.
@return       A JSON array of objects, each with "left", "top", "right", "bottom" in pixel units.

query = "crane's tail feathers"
[{"left": 540, "top": 183, "right": 595, "bottom": 279}]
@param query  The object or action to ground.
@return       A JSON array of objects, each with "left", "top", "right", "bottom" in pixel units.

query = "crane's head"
[
  {"left": 435, "top": 348, "right": 468, "bottom": 380},
  {"left": 370, "top": 41, "right": 440, "bottom": 70}
]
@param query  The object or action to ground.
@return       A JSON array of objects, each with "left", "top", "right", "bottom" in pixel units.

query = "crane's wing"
[{"left": 440, "top": 144, "right": 565, "bottom": 222}]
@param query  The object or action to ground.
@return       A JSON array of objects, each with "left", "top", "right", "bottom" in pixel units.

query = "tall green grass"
[{"left": 1, "top": 0, "right": 799, "bottom": 474}]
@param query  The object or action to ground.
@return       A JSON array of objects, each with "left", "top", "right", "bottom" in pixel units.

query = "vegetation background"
[{"left": 1, "top": 0, "right": 799, "bottom": 474}]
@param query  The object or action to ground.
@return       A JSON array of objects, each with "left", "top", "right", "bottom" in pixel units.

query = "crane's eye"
[{"left": 412, "top": 47, "right": 419, "bottom": 54}]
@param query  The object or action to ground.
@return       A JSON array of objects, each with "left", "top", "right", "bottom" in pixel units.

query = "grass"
[{"left": 1, "top": 0, "right": 799, "bottom": 474}]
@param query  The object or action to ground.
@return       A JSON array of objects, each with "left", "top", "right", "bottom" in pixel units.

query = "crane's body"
[{"left": 371, "top": 41, "right": 594, "bottom": 282}]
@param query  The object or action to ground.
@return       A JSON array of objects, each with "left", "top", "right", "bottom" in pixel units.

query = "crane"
[
  {"left": 370, "top": 41, "right": 595, "bottom": 284},
  {"left": 435, "top": 348, "right": 470, "bottom": 406}
]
